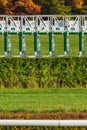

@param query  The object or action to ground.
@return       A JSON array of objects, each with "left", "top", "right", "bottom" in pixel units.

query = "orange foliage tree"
[
  {"left": 73, "top": 0, "right": 84, "bottom": 9},
  {"left": 11, "top": 0, "right": 41, "bottom": 15},
  {"left": 0, "top": 0, "right": 11, "bottom": 14},
  {"left": 0, "top": 0, "right": 41, "bottom": 15}
]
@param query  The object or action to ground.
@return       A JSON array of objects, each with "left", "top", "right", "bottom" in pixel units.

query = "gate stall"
[{"left": 0, "top": 15, "right": 87, "bottom": 57}]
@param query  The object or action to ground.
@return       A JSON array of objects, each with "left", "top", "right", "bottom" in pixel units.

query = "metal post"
[
  {"left": 49, "top": 32, "right": 55, "bottom": 56},
  {"left": 34, "top": 32, "right": 40, "bottom": 57},
  {"left": 8, "top": 34, "right": 11, "bottom": 55},
  {"left": 64, "top": 31, "right": 69, "bottom": 56},
  {"left": 19, "top": 32, "right": 26, "bottom": 57},
  {"left": 4, "top": 16, "right": 11, "bottom": 56},
  {"left": 34, "top": 16, "right": 41, "bottom": 57},
  {"left": 22, "top": 34, "right": 26, "bottom": 54},
  {"left": 4, "top": 32, "right": 11, "bottom": 56},
  {"left": 4, "top": 31, "right": 8, "bottom": 56},
  {"left": 19, "top": 31, "right": 23, "bottom": 57},
  {"left": 79, "top": 31, "right": 84, "bottom": 56},
  {"left": 19, "top": 17, "right": 25, "bottom": 57},
  {"left": 64, "top": 17, "right": 69, "bottom": 56}
]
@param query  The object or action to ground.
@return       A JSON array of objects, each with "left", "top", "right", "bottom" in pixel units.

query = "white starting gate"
[
  {"left": 0, "top": 15, "right": 87, "bottom": 33},
  {"left": 0, "top": 15, "right": 87, "bottom": 57}
]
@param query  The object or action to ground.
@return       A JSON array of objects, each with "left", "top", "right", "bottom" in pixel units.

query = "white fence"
[{"left": 0, "top": 120, "right": 87, "bottom": 126}]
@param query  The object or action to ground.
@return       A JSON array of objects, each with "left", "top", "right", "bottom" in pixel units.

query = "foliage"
[
  {"left": 33, "top": 0, "right": 71, "bottom": 15},
  {"left": 0, "top": 0, "right": 41, "bottom": 15},
  {"left": 0, "top": 126, "right": 87, "bottom": 130},
  {"left": 0, "top": 0, "right": 87, "bottom": 15},
  {"left": 51, "top": 0, "right": 71, "bottom": 15},
  {"left": 0, "top": 0, "right": 12, "bottom": 14},
  {"left": 0, "top": 57, "right": 87, "bottom": 88},
  {"left": 72, "top": 0, "right": 84, "bottom": 9},
  {"left": 12, "top": 0, "right": 41, "bottom": 15},
  {"left": 33, "top": 0, "right": 86, "bottom": 15}
]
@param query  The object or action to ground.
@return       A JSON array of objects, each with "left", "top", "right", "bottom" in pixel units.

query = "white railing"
[
  {"left": 0, "top": 15, "right": 87, "bottom": 33},
  {"left": 0, "top": 120, "right": 87, "bottom": 126}
]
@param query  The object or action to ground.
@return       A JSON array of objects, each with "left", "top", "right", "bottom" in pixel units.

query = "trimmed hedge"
[
  {"left": 0, "top": 57, "right": 87, "bottom": 88},
  {"left": 0, "top": 126, "right": 87, "bottom": 130}
]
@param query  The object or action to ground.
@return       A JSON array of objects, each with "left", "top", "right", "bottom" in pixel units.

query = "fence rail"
[{"left": 0, "top": 120, "right": 87, "bottom": 126}]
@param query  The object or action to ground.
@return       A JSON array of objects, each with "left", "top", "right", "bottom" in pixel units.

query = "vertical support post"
[
  {"left": 49, "top": 16, "right": 55, "bottom": 56},
  {"left": 34, "top": 32, "right": 37, "bottom": 56},
  {"left": 64, "top": 31, "right": 69, "bottom": 56},
  {"left": 49, "top": 32, "right": 55, "bottom": 56},
  {"left": 4, "top": 31, "right": 8, "bottom": 56},
  {"left": 4, "top": 33, "right": 11, "bottom": 56},
  {"left": 64, "top": 17, "right": 69, "bottom": 56},
  {"left": 19, "top": 32, "right": 25, "bottom": 57},
  {"left": 19, "top": 17, "right": 25, "bottom": 57},
  {"left": 34, "top": 32, "right": 40, "bottom": 57},
  {"left": 19, "top": 31, "right": 23, "bottom": 56},
  {"left": 79, "top": 16, "right": 84, "bottom": 56},
  {"left": 79, "top": 31, "right": 84, "bottom": 56},
  {"left": 4, "top": 16, "right": 11, "bottom": 56},
  {"left": 8, "top": 34, "right": 11, "bottom": 55},
  {"left": 34, "top": 17, "right": 40, "bottom": 57}
]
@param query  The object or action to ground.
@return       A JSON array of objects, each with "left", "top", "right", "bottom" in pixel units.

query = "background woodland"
[{"left": 0, "top": 0, "right": 87, "bottom": 15}]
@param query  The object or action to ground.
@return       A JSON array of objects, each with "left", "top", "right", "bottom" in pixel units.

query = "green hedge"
[
  {"left": 0, "top": 126, "right": 87, "bottom": 130},
  {"left": 0, "top": 57, "right": 87, "bottom": 88}
]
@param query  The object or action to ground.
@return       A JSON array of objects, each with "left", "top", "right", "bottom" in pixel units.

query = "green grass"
[
  {"left": 0, "top": 88, "right": 87, "bottom": 113},
  {"left": 0, "top": 33, "right": 87, "bottom": 56}
]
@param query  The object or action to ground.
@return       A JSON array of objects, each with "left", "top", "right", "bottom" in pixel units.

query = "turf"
[{"left": 0, "top": 88, "right": 87, "bottom": 113}]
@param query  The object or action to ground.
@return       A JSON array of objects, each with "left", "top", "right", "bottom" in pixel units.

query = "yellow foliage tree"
[
  {"left": 0, "top": 0, "right": 8, "bottom": 6},
  {"left": 0, "top": 0, "right": 13, "bottom": 14}
]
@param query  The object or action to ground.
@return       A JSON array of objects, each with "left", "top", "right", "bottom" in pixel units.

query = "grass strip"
[{"left": 0, "top": 88, "right": 87, "bottom": 113}]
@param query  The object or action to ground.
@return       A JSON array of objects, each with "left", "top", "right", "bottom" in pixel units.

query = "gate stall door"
[{"left": 68, "top": 16, "right": 80, "bottom": 56}]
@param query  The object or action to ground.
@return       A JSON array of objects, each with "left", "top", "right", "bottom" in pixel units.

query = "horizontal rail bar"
[{"left": 0, "top": 120, "right": 87, "bottom": 126}]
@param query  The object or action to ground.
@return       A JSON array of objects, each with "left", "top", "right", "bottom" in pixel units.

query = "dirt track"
[{"left": 0, "top": 112, "right": 87, "bottom": 119}]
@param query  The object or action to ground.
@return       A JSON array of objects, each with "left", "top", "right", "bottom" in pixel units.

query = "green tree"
[
  {"left": 81, "top": 0, "right": 87, "bottom": 14},
  {"left": 33, "top": 0, "right": 53, "bottom": 14},
  {"left": 52, "top": 0, "right": 71, "bottom": 15},
  {"left": 33, "top": 0, "right": 71, "bottom": 15}
]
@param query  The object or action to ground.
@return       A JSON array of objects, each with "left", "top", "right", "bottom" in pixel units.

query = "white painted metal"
[
  {"left": 0, "top": 120, "right": 87, "bottom": 126},
  {"left": 0, "top": 15, "right": 87, "bottom": 33},
  {"left": 67, "top": 16, "right": 80, "bottom": 33},
  {"left": 7, "top": 16, "right": 20, "bottom": 33},
  {"left": 0, "top": 16, "right": 6, "bottom": 33},
  {"left": 52, "top": 16, "right": 64, "bottom": 33},
  {"left": 22, "top": 16, "right": 36, "bottom": 33}
]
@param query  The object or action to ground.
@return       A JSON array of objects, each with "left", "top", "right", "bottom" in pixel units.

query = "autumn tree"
[
  {"left": 11, "top": 0, "right": 41, "bottom": 15},
  {"left": 0, "top": 0, "right": 11, "bottom": 14},
  {"left": 72, "top": 0, "right": 84, "bottom": 9},
  {"left": 71, "top": 0, "right": 84, "bottom": 14},
  {"left": 0, "top": 0, "right": 41, "bottom": 15},
  {"left": 0, "top": 0, "right": 87, "bottom": 15}
]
